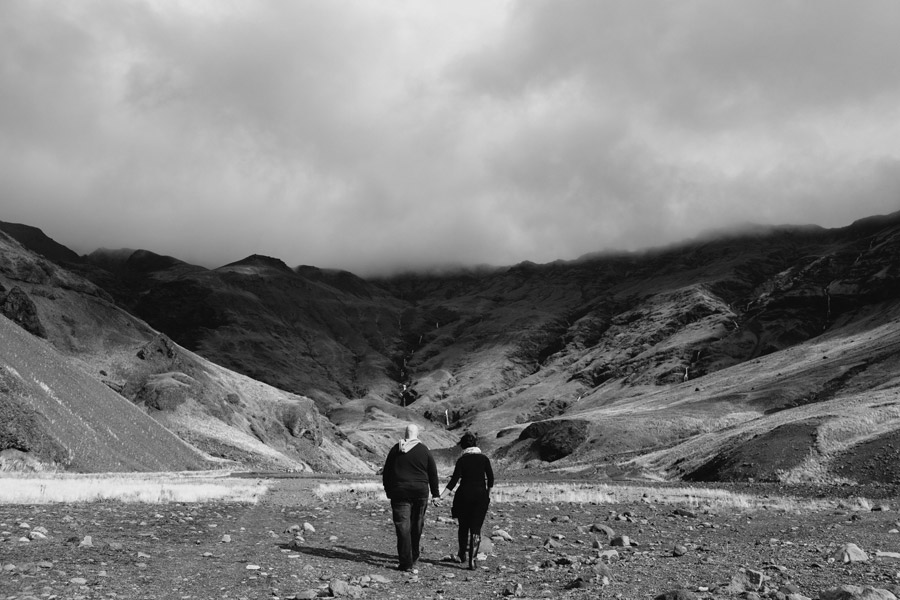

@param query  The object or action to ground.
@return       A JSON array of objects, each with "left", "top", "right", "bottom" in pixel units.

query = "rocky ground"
[{"left": 2, "top": 478, "right": 900, "bottom": 600}]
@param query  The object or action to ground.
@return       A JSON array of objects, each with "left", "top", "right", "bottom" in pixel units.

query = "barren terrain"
[{"left": 3, "top": 478, "right": 900, "bottom": 600}]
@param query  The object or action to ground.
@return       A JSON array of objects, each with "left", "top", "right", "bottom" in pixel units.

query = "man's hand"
[{"left": 431, "top": 496, "right": 442, "bottom": 507}]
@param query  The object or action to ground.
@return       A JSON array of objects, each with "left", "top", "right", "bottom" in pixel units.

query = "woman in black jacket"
[{"left": 439, "top": 431, "right": 494, "bottom": 569}]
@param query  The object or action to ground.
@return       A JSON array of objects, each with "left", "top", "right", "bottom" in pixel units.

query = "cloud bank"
[{"left": 1, "top": 1, "right": 899, "bottom": 274}]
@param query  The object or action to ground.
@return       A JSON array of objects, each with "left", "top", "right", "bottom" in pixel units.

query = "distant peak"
[
  {"left": 219, "top": 254, "right": 293, "bottom": 273},
  {"left": 0, "top": 220, "right": 82, "bottom": 264}
]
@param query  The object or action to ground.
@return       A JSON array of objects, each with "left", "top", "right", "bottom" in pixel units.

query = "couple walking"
[{"left": 382, "top": 423, "right": 494, "bottom": 572}]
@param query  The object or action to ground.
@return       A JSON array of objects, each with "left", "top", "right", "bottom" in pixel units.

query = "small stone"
[
  {"left": 79, "top": 536, "right": 93, "bottom": 547},
  {"left": 303, "top": 522, "right": 315, "bottom": 533},
  {"left": 502, "top": 582, "right": 525, "bottom": 596},
  {"left": 221, "top": 534, "right": 232, "bottom": 543},
  {"left": 598, "top": 549, "right": 620, "bottom": 562},
  {"left": 747, "top": 569, "right": 766, "bottom": 589},
  {"left": 70, "top": 577, "right": 88, "bottom": 585},
  {"left": 673, "top": 545, "right": 688, "bottom": 557},
  {"left": 590, "top": 523, "right": 616, "bottom": 539},
  {"left": 480, "top": 537, "right": 494, "bottom": 555},
  {"left": 610, "top": 535, "right": 632, "bottom": 547}
]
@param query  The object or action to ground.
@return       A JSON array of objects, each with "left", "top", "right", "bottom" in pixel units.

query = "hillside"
[
  {"left": 2, "top": 213, "right": 899, "bottom": 481},
  {"left": 0, "top": 227, "right": 382, "bottom": 473}
]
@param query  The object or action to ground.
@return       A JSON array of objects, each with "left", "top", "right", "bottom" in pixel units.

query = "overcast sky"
[{"left": 2, "top": 1, "right": 899, "bottom": 275}]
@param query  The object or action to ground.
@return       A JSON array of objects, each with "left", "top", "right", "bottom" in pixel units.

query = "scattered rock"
[
  {"left": 328, "top": 578, "right": 363, "bottom": 598},
  {"left": 610, "top": 535, "right": 634, "bottom": 547},
  {"left": 674, "top": 508, "right": 698, "bottom": 518},
  {"left": 221, "top": 534, "right": 231, "bottom": 543},
  {"left": 654, "top": 589, "right": 699, "bottom": 600},
  {"left": 543, "top": 537, "right": 563, "bottom": 549},
  {"left": 833, "top": 543, "right": 869, "bottom": 563},
  {"left": 673, "top": 544, "right": 688, "bottom": 557},
  {"left": 480, "top": 537, "right": 494, "bottom": 555},
  {"left": 78, "top": 536, "right": 93, "bottom": 548},
  {"left": 819, "top": 585, "right": 898, "bottom": 600},
  {"left": 746, "top": 569, "right": 766, "bottom": 589},
  {"left": 502, "top": 582, "right": 525, "bottom": 596},
  {"left": 591, "top": 562, "right": 612, "bottom": 580},
  {"left": 590, "top": 523, "right": 616, "bottom": 539},
  {"left": 303, "top": 522, "right": 316, "bottom": 534},
  {"left": 598, "top": 549, "right": 620, "bottom": 562}
]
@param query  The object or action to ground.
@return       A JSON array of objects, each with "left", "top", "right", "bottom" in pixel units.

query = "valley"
[{"left": 1, "top": 212, "right": 899, "bottom": 484}]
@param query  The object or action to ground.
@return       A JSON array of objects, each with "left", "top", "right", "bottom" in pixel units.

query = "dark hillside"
[{"left": 0, "top": 221, "right": 82, "bottom": 265}]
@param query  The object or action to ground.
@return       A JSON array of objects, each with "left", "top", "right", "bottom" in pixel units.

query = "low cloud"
[{"left": 1, "top": 1, "right": 898, "bottom": 275}]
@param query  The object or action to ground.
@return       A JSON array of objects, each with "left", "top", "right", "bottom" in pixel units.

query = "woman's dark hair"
[{"left": 459, "top": 431, "right": 477, "bottom": 449}]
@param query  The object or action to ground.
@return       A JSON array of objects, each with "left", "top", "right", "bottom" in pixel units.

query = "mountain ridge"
[{"left": 2, "top": 212, "right": 899, "bottom": 481}]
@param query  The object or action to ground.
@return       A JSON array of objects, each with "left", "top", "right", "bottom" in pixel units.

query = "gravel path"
[{"left": 3, "top": 478, "right": 900, "bottom": 599}]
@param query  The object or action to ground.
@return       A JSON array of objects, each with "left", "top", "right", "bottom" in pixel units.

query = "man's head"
[
  {"left": 459, "top": 431, "right": 477, "bottom": 449},
  {"left": 405, "top": 423, "right": 419, "bottom": 440}
]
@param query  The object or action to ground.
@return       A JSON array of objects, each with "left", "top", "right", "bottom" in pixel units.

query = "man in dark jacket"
[{"left": 382, "top": 423, "right": 440, "bottom": 572}]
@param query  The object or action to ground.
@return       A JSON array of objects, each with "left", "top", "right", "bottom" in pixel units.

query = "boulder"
[
  {"left": 832, "top": 543, "right": 869, "bottom": 563},
  {"left": 0, "top": 286, "right": 46, "bottom": 338},
  {"left": 819, "top": 585, "right": 897, "bottom": 600}
]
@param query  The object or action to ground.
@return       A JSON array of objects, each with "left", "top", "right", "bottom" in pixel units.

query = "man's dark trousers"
[{"left": 391, "top": 497, "right": 428, "bottom": 570}]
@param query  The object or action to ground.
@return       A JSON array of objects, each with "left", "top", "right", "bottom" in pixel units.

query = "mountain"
[
  {"left": 0, "top": 227, "right": 386, "bottom": 473},
  {"left": 2, "top": 212, "right": 899, "bottom": 483}
]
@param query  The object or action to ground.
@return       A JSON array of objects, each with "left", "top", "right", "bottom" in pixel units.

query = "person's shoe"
[{"left": 468, "top": 534, "right": 481, "bottom": 570}]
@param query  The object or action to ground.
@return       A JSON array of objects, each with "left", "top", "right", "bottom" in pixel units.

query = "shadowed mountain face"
[{"left": 2, "top": 213, "right": 900, "bottom": 481}]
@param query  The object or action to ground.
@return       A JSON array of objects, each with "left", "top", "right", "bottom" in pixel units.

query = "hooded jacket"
[{"left": 382, "top": 438, "right": 440, "bottom": 500}]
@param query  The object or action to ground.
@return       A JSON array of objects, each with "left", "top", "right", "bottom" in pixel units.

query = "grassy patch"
[
  {"left": 313, "top": 480, "right": 864, "bottom": 512},
  {"left": 0, "top": 471, "right": 268, "bottom": 504}
]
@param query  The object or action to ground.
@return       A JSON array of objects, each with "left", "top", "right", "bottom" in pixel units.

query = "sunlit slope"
[
  {"left": 517, "top": 304, "right": 900, "bottom": 482},
  {"left": 0, "top": 228, "right": 371, "bottom": 473},
  {"left": 0, "top": 316, "right": 210, "bottom": 471}
]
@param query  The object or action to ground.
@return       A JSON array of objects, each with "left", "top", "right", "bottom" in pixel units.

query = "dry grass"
[
  {"left": 313, "top": 480, "right": 864, "bottom": 513},
  {"left": 0, "top": 471, "right": 268, "bottom": 504}
]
